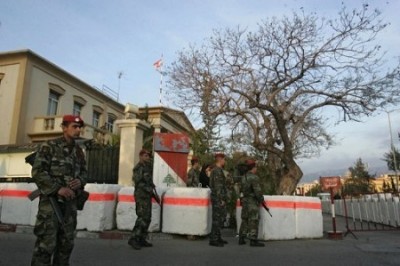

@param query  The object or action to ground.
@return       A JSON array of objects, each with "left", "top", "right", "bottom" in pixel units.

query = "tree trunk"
[{"left": 275, "top": 160, "right": 303, "bottom": 195}]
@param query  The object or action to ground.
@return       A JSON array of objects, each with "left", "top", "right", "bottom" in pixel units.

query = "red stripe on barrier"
[
  {"left": 266, "top": 201, "right": 295, "bottom": 209},
  {"left": 295, "top": 202, "right": 321, "bottom": 210},
  {"left": 117, "top": 195, "right": 157, "bottom": 203},
  {"left": 0, "top": 190, "right": 31, "bottom": 198},
  {"left": 118, "top": 194, "right": 135, "bottom": 202},
  {"left": 236, "top": 200, "right": 321, "bottom": 210},
  {"left": 163, "top": 197, "right": 210, "bottom": 206},
  {"left": 88, "top": 193, "right": 115, "bottom": 201}
]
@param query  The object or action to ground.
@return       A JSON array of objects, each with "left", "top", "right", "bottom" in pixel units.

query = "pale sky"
[{"left": 1, "top": 0, "right": 399, "bottom": 178}]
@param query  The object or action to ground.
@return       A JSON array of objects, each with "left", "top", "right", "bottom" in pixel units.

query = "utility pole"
[{"left": 117, "top": 71, "right": 124, "bottom": 102}]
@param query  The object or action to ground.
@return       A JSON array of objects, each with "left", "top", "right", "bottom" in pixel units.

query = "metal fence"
[
  {"left": 322, "top": 193, "right": 400, "bottom": 233},
  {"left": 86, "top": 146, "right": 120, "bottom": 184}
]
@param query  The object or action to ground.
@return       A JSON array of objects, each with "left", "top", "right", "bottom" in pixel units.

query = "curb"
[{"left": 0, "top": 224, "right": 174, "bottom": 240}]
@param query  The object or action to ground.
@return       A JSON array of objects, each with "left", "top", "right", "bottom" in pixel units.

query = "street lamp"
[{"left": 386, "top": 109, "right": 400, "bottom": 192}]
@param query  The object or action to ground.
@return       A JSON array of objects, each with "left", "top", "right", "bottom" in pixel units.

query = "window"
[
  {"left": 73, "top": 102, "right": 83, "bottom": 116},
  {"left": 47, "top": 91, "right": 60, "bottom": 115},
  {"left": 93, "top": 111, "right": 101, "bottom": 128},
  {"left": 0, "top": 73, "right": 4, "bottom": 86},
  {"left": 106, "top": 114, "right": 117, "bottom": 133}
]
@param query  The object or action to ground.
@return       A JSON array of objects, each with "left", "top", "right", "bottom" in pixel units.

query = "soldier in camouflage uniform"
[
  {"left": 31, "top": 115, "right": 87, "bottom": 265},
  {"left": 128, "top": 149, "right": 155, "bottom": 250},
  {"left": 209, "top": 153, "right": 228, "bottom": 247},
  {"left": 239, "top": 159, "right": 265, "bottom": 247},
  {"left": 187, "top": 156, "right": 200, "bottom": 187}
]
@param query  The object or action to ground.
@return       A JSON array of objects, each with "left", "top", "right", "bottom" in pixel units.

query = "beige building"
[
  {"left": 0, "top": 49, "right": 125, "bottom": 145},
  {"left": 0, "top": 49, "right": 196, "bottom": 184}
]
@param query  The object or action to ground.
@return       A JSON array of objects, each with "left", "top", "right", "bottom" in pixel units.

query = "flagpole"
[
  {"left": 159, "top": 57, "right": 163, "bottom": 106},
  {"left": 160, "top": 60, "right": 163, "bottom": 106}
]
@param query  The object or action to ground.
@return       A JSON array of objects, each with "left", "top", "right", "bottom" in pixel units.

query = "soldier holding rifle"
[
  {"left": 239, "top": 159, "right": 266, "bottom": 247},
  {"left": 128, "top": 149, "right": 160, "bottom": 250},
  {"left": 30, "top": 115, "right": 88, "bottom": 265}
]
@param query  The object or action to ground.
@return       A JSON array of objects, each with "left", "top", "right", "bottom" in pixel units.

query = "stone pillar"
[{"left": 116, "top": 119, "right": 150, "bottom": 186}]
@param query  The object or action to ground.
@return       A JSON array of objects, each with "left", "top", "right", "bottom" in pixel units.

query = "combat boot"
[
  {"left": 250, "top": 240, "right": 265, "bottom": 247},
  {"left": 238, "top": 236, "right": 246, "bottom": 245},
  {"left": 128, "top": 237, "right": 142, "bottom": 250},
  {"left": 140, "top": 237, "right": 153, "bottom": 247},
  {"left": 209, "top": 240, "right": 224, "bottom": 247}
]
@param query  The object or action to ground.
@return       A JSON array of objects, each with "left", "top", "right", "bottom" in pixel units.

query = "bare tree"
[{"left": 168, "top": 5, "right": 400, "bottom": 194}]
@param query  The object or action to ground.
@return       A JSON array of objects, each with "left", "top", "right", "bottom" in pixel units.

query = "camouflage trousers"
[
  {"left": 131, "top": 194, "right": 152, "bottom": 239},
  {"left": 239, "top": 198, "right": 260, "bottom": 240},
  {"left": 210, "top": 199, "right": 226, "bottom": 242},
  {"left": 31, "top": 198, "right": 77, "bottom": 266}
]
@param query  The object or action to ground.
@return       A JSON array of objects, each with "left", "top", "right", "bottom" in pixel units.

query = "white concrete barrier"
[
  {"left": 258, "top": 196, "right": 296, "bottom": 240},
  {"left": 0, "top": 183, "right": 38, "bottom": 225},
  {"left": 295, "top": 196, "right": 323, "bottom": 238},
  {"left": 162, "top": 187, "right": 211, "bottom": 236},
  {"left": 115, "top": 186, "right": 162, "bottom": 232},
  {"left": 237, "top": 196, "right": 323, "bottom": 240},
  {"left": 77, "top": 184, "right": 121, "bottom": 231},
  {"left": 0, "top": 183, "right": 6, "bottom": 222}
]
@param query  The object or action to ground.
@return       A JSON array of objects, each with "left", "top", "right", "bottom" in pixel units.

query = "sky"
[{"left": 1, "top": 0, "right": 400, "bottom": 179}]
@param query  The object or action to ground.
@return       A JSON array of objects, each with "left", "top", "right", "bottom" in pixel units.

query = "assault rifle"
[
  {"left": 152, "top": 187, "right": 161, "bottom": 205},
  {"left": 261, "top": 201, "right": 273, "bottom": 217},
  {"left": 28, "top": 191, "right": 66, "bottom": 230},
  {"left": 26, "top": 152, "right": 66, "bottom": 229}
]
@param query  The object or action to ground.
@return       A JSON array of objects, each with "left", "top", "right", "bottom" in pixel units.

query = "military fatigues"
[
  {"left": 31, "top": 137, "right": 87, "bottom": 266},
  {"left": 239, "top": 172, "right": 264, "bottom": 240},
  {"left": 130, "top": 161, "right": 154, "bottom": 241},
  {"left": 187, "top": 167, "right": 200, "bottom": 187},
  {"left": 209, "top": 166, "right": 227, "bottom": 242}
]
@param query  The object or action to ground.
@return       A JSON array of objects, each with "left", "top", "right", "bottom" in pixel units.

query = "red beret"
[
  {"left": 215, "top": 152, "right": 225, "bottom": 159},
  {"left": 139, "top": 149, "right": 151, "bottom": 156},
  {"left": 62, "top": 115, "right": 84, "bottom": 126},
  {"left": 191, "top": 156, "right": 199, "bottom": 162}
]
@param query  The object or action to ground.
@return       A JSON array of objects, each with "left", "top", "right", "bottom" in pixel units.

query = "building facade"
[{"left": 0, "top": 49, "right": 125, "bottom": 145}]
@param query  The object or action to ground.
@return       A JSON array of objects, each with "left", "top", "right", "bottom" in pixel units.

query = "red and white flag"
[{"left": 153, "top": 58, "right": 163, "bottom": 70}]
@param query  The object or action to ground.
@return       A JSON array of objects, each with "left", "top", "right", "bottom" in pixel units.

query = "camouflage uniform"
[
  {"left": 239, "top": 172, "right": 264, "bottom": 240},
  {"left": 187, "top": 167, "right": 200, "bottom": 187},
  {"left": 130, "top": 161, "right": 154, "bottom": 241},
  {"left": 209, "top": 166, "right": 227, "bottom": 243},
  {"left": 31, "top": 137, "right": 87, "bottom": 266}
]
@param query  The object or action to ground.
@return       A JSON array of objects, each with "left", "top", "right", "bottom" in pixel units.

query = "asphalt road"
[{"left": 1, "top": 215, "right": 400, "bottom": 266}]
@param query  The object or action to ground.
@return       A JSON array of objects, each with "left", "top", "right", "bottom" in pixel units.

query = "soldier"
[
  {"left": 209, "top": 153, "right": 228, "bottom": 247},
  {"left": 128, "top": 149, "right": 155, "bottom": 250},
  {"left": 187, "top": 156, "right": 201, "bottom": 187},
  {"left": 31, "top": 115, "right": 87, "bottom": 265},
  {"left": 239, "top": 159, "right": 265, "bottom": 247}
]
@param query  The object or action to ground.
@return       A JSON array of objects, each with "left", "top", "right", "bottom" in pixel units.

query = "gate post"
[{"left": 116, "top": 118, "right": 150, "bottom": 186}]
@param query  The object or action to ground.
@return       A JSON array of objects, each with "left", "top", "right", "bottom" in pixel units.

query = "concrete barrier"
[
  {"left": 295, "top": 196, "right": 323, "bottom": 238},
  {"left": 0, "top": 183, "right": 38, "bottom": 225},
  {"left": 0, "top": 183, "right": 6, "bottom": 222},
  {"left": 162, "top": 187, "right": 211, "bottom": 236},
  {"left": 258, "top": 196, "right": 296, "bottom": 240},
  {"left": 115, "top": 186, "right": 162, "bottom": 232},
  {"left": 237, "top": 196, "right": 323, "bottom": 240},
  {"left": 77, "top": 184, "right": 121, "bottom": 231}
]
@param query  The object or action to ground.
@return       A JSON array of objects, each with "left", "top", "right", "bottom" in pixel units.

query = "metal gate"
[{"left": 86, "top": 146, "right": 119, "bottom": 184}]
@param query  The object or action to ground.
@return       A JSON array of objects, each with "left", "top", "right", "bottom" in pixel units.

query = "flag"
[{"left": 153, "top": 58, "right": 163, "bottom": 70}]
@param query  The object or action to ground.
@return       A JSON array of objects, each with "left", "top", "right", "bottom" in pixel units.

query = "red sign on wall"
[{"left": 320, "top": 176, "right": 341, "bottom": 192}]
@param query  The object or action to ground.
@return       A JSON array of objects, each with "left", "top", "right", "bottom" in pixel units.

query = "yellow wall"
[{"left": 0, "top": 63, "right": 21, "bottom": 145}]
